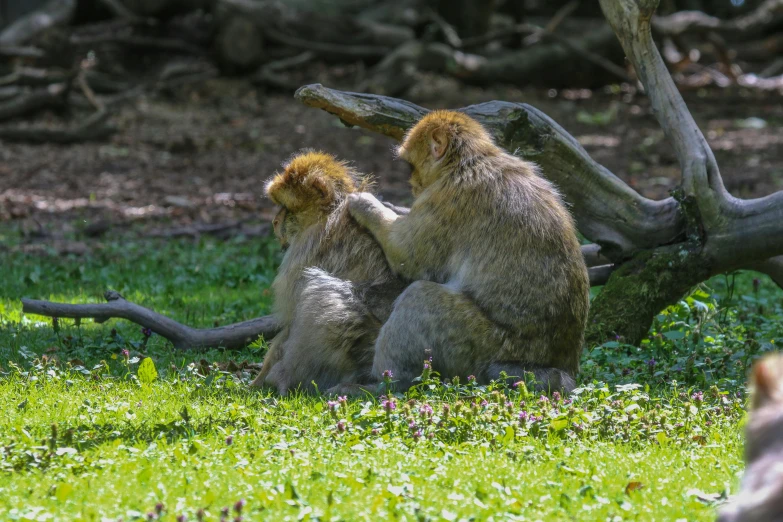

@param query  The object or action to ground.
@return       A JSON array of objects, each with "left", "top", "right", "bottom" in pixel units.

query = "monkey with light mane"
[
  {"left": 719, "top": 354, "right": 783, "bottom": 522},
  {"left": 343, "top": 110, "right": 590, "bottom": 393},
  {"left": 250, "top": 151, "right": 405, "bottom": 395}
]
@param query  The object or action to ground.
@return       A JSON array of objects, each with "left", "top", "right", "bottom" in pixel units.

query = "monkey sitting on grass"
[
  {"left": 341, "top": 110, "right": 590, "bottom": 394},
  {"left": 719, "top": 353, "right": 783, "bottom": 522},
  {"left": 249, "top": 151, "right": 405, "bottom": 395}
]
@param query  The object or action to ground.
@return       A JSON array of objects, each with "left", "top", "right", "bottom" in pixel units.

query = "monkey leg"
[
  {"left": 371, "top": 281, "right": 577, "bottom": 394},
  {"left": 370, "top": 280, "right": 499, "bottom": 389}
]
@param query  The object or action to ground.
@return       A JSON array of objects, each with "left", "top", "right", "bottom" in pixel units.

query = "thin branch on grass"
[{"left": 22, "top": 291, "right": 280, "bottom": 351}]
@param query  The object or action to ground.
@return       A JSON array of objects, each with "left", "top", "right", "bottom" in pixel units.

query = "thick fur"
[
  {"left": 719, "top": 354, "right": 783, "bottom": 522},
  {"left": 250, "top": 151, "right": 404, "bottom": 395},
  {"left": 345, "top": 110, "right": 590, "bottom": 393}
]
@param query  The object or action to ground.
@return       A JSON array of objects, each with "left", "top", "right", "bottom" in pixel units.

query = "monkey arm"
[{"left": 348, "top": 192, "right": 413, "bottom": 270}]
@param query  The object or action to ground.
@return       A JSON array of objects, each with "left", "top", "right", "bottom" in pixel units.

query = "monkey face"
[{"left": 404, "top": 160, "right": 425, "bottom": 197}]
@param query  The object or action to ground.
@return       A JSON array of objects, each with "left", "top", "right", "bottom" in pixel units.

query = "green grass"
[{"left": 1, "top": 236, "right": 782, "bottom": 521}]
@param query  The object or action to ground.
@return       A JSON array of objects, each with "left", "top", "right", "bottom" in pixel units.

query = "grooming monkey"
[
  {"left": 250, "top": 151, "right": 405, "bottom": 394},
  {"left": 719, "top": 354, "right": 783, "bottom": 522},
  {"left": 345, "top": 111, "right": 590, "bottom": 393}
]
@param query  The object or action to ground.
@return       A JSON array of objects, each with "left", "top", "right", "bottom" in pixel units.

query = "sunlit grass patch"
[{"left": 0, "top": 235, "right": 782, "bottom": 520}]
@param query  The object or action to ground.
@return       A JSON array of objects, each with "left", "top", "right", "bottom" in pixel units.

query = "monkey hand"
[{"left": 348, "top": 192, "right": 395, "bottom": 232}]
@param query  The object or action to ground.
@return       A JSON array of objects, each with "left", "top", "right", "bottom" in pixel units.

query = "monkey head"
[
  {"left": 396, "top": 111, "right": 498, "bottom": 196},
  {"left": 266, "top": 151, "right": 364, "bottom": 249}
]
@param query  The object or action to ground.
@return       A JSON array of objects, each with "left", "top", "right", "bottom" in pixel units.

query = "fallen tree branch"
[
  {"left": 537, "top": 29, "right": 634, "bottom": 84},
  {"left": 0, "top": 45, "right": 46, "bottom": 59},
  {"left": 652, "top": 0, "right": 783, "bottom": 37},
  {"left": 263, "top": 26, "right": 391, "bottom": 59},
  {"left": 71, "top": 32, "right": 205, "bottom": 55},
  {"left": 0, "top": 0, "right": 76, "bottom": 47},
  {"left": 0, "top": 68, "right": 74, "bottom": 88},
  {"left": 98, "top": 0, "right": 148, "bottom": 23},
  {"left": 22, "top": 291, "right": 280, "bottom": 350},
  {"left": 0, "top": 83, "right": 69, "bottom": 122},
  {"left": 0, "top": 109, "right": 115, "bottom": 144}
]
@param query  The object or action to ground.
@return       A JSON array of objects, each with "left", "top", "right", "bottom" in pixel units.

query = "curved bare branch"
[
  {"left": 22, "top": 291, "right": 280, "bottom": 350},
  {"left": 600, "top": 0, "right": 783, "bottom": 269}
]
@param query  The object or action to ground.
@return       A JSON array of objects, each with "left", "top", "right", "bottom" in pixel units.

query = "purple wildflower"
[
  {"left": 155, "top": 503, "right": 164, "bottom": 515},
  {"left": 225, "top": 435, "right": 233, "bottom": 446},
  {"left": 382, "top": 370, "right": 393, "bottom": 379},
  {"left": 336, "top": 420, "right": 346, "bottom": 432},
  {"left": 382, "top": 399, "right": 396, "bottom": 413},
  {"left": 142, "top": 327, "right": 152, "bottom": 338},
  {"left": 419, "top": 404, "right": 433, "bottom": 417},
  {"left": 552, "top": 391, "right": 561, "bottom": 403},
  {"left": 177, "top": 516, "right": 187, "bottom": 522},
  {"left": 519, "top": 411, "right": 529, "bottom": 424},
  {"left": 234, "top": 499, "right": 246, "bottom": 514},
  {"left": 467, "top": 375, "right": 476, "bottom": 384},
  {"left": 692, "top": 391, "right": 704, "bottom": 403},
  {"left": 480, "top": 400, "right": 488, "bottom": 408}
]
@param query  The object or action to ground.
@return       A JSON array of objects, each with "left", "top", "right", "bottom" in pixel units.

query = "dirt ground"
[{"left": 1, "top": 73, "right": 781, "bottom": 250}]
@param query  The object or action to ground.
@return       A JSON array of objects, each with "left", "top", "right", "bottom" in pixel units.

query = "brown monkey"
[
  {"left": 345, "top": 110, "right": 590, "bottom": 393},
  {"left": 719, "top": 354, "right": 783, "bottom": 522},
  {"left": 250, "top": 151, "right": 405, "bottom": 395}
]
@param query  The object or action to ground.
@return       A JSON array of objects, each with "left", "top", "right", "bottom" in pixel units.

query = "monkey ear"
[
  {"left": 306, "top": 173, "right": 335, "bottom": 203},
  {"left": 430, "top": 126, "right": 448, "bottom": 161},
  {"left": 751, "top": 354, "right": 783, "bottom": 410}
]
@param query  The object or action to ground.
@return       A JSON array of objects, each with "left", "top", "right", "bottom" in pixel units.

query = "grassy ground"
[{"left": 1, "top": 235, "right": 782, "bottom": 521}]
